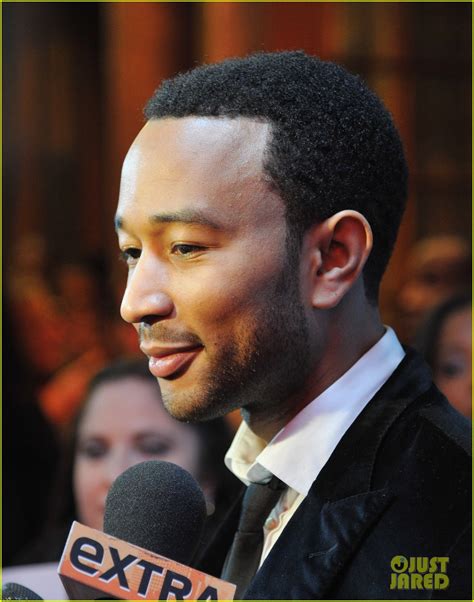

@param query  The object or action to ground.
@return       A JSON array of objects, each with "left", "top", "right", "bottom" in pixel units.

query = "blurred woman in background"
[
  {"left": 16, "top": 358, "right": 241, "bottom": 564},
  {"left": 416, "top": 294, "right": 472, "bottom": 419}
]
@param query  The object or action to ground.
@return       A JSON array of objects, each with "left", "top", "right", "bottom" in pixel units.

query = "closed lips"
[{"left": 145, "top": 346, "right": 203, "bottom": 378}]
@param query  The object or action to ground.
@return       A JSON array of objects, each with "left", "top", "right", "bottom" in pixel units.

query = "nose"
[
  {"left": 102, "top": 448, "right": 135, "bottom": 490},
  {"left": 120, "top": 254, "right": 174, "bottom": 324}
]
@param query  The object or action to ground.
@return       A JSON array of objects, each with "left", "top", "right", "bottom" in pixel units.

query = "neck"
[{"left": 243, "top": 299, "right": 385, "bottom": 442}]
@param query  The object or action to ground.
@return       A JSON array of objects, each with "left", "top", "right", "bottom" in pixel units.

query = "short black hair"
[{"left": 144, "top": 50, "right": 408, "bottom": 303}]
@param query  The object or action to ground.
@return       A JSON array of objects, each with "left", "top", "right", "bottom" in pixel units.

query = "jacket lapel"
[
  {"left": 245, "top": 349, "right": 433, "bottom": 599},
  {"left": 246, "top": 487, "right": 393, "bottom": 599},
  {"left": 193, "top": 485, "right": 244, "bottom": 577}
]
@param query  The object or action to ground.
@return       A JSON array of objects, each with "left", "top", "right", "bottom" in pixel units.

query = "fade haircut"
[{"left": 144, "top": 51, "right": 408, "bottom": 303}]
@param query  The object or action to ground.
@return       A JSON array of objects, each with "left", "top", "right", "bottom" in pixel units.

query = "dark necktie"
[{"left": 221, "top": 476, "right": 286, "bottom": 599}]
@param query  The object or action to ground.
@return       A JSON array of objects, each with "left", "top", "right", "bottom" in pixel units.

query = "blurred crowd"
[
  {"left": 3, "top": 231, "right": 471, "bottom": 567},
  {"left": 6, "top": 233, "right": 140, "bottom": 427}
]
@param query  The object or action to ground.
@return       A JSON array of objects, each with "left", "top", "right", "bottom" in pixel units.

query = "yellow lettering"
[
  {"left": 437, "top": 557, "right": 449, "bottom": 573},
  {"left": 410, "top": 574, "right": 424, "bottom": 589},
  {"left": 434, "top": 574, "right": 450, "bottom": 590},
  {"left": 398, "top": 574, "right": 410, "bottom": 589},
  {"left": 423, "top": 573, "right": 434, "bottom": 589},
  {"left": 390, "top": 573, "right": 398, "bottom": 589},
  {"left": 416, "top": 557, "right": 428, "bottom": 573}
]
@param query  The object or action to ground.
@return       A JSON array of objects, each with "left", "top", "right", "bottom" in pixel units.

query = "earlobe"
[{"left": 308, "top": 210, "right": 373, "bottom": 309}]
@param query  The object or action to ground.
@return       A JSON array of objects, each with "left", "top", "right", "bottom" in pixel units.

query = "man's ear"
[{"left": 302, "top": 210, "right": 373, "bottom": 309}]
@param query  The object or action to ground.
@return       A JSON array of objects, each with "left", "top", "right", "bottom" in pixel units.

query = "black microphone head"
[
  {"left": 2, "top": 583, "right": 43, "bottom": 600},
  {"left": 103, "top": 460, "right": 207, "bottom": 565}
]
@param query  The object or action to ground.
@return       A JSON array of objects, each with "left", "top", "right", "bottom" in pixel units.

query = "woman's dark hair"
[{"left": 415, "top": 294, "right": 472, "bottom": 370}]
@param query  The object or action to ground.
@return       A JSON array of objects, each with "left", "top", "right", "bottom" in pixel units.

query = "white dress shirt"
[{"left": 225, "top": 326, "right": 405, "bottom": 564}]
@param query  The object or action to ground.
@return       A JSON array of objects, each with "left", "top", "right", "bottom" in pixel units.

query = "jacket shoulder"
[
  {"left": 376, "top": 385, "right": 472, "bottom": 496},
  {"left": 417, "top": 390, "right": 471, "bottom": 457}
]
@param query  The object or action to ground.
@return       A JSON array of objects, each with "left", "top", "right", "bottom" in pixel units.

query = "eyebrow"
[{"left": 115, "top": 209, "right": 227, "bottom": 233}]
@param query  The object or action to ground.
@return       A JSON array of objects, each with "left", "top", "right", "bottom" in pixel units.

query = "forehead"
[
  {"left": 125, "top": 115, "right": 270, "bottom": 174},
  {"left": 441, "top": 306, "right": 472, "bottom": 345},
  {"left": 117, "top": 116, "right": 282, "bottom": 229},
  {"left": 79, "top": 378, "right": 164, "bottom": 430}
]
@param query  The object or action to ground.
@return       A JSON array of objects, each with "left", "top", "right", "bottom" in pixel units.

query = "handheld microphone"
[
  {"left": 104, "top": 459, "right": 206, "bottom": 564},
  {"left": 58, "top": 460, "right": 236, "bottom": 599},
  {"left": 2, "top": 583, "right": 43, "bottom": 600}
]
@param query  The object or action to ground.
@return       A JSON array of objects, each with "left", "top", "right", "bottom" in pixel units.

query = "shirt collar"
[{"left": 225, "top": 326, "right": 405, "bottom": 494}]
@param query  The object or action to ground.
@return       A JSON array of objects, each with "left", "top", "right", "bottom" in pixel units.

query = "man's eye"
[
  {"left": 171, "top": 244, "right": 205, "bottom": 256},
  {"left": 119, "top": 248, "right": 141, "bottom": 264}
]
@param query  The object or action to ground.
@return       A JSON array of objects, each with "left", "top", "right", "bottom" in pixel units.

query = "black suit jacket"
[{"left": 196, "top": 349, "right": 471, "bottom": 599}]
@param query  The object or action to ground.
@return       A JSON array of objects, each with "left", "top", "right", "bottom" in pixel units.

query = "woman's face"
[
  {"left": 73, "top": 376, "right": 203, "bottom": 530},
  {"left": 434, "top": 305, "right": 472, "bottom": 419}
]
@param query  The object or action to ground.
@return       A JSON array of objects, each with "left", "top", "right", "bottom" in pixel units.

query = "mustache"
[{"left": 138, "top": 323, "right": 203, "bottom": 346}]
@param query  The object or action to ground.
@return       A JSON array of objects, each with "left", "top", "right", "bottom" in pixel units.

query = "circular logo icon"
[{"left": 391, "top": 555, "right": 409, "bottom": 573}]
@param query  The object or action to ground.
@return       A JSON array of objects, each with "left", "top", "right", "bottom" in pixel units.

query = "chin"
[
  {"left": 86, "top": 516, "right": 103, "bottom": 532},
  {"left": 161, "top": 385, "right": 238, "bottom": 423}
]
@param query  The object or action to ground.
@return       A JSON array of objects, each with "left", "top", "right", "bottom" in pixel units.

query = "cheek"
[
  {"left": 436, "top": 375, "right": 469, "bottom": 414},
  {"left": 73, "top": 461, "right": 100, "bottom": 516},
  {"left": 436, "top": 377, "right": 472, "bottom": 419},
  {"left": 161, "top": 439, "right": 202, "bottom": 481},
  {"left": 164, "top": 452, "right": 199, "bottom": 479},
  {"left": 175, "top": 262, "right": 287, "bottom": 331},
  {"left": 178, "top": 276, "right": 244, "bottom": 319},
  {"left": 175, "top": 231, "right": 288, "bottom": 313},
  {"left": 437, "top": 376, "right": 461, "bottom": 397}
]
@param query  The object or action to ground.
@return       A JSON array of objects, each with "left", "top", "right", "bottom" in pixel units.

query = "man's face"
[{"left": 116, "top": 117, "right": 312, "bottom": 424}]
